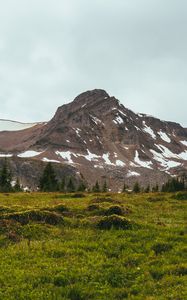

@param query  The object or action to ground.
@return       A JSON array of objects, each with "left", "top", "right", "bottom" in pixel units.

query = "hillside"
[
  {"left": 0, "top": 192, "right": 186, "bottom": 299},
  {"left": 0, "top": 89, "right": 187, "bottom": 191}
]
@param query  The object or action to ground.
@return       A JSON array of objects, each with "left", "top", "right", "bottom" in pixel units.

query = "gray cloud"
[{"left": 0, "top": 0, "right": 187, "bottom": 125}]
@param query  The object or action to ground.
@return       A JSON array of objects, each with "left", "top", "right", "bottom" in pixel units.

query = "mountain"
[{"left": 0, "top": 89, "right": 187, "bottom": 191}]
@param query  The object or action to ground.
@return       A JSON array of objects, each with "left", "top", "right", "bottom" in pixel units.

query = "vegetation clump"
[
  {"left": 97, "top": 215, "right": 133, "bottom": 230},
  {"left": 51, "top": 204, "right": 69, "bottom": 213},
  {"left": 87, "top": 204, "right": 100, "bottom": 211},
  {"left": 161, "top": 177, "right": 185, "bottom": 192},
  {"left": 151, "top": 242, "right": 173, "bottom": 255},
  {"left": 1, "top": 210, "right": 63, "bottom": 225},
  {"left": 171, "top": 191, "right": 187, "bottom": 200},
  {"left": 105, "top": 205, "right": 125, "bottom": 216},
  {"left": 72, "top": 193, "right": 86, "bottom": 198}
]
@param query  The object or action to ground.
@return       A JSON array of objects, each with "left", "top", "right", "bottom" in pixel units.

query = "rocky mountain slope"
[{"left": 0, "top": 89, "right": 187, "bottom": 191}]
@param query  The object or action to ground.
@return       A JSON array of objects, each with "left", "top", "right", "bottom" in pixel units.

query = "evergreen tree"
[
  {"left": 39, "top": 163, "right": 58, "bottom": 192},
  {"left": 60, "top": 178, "right": 66, "bottom": 192},
  {"left": 0, "top": 159, "right": 12, "bottom": 192},
  {"left": 122, "top": 182, "right": 128, "bottom": 193},
  {"left": 161, "top": 177, "right": 185, "bottom": 192},
  {"left": 144, "top": 184, "right": 150, "bottom": 193},
  {"left": 133, "top": 181, "right": 141, "bottom": 193},
  {"left": 92, "top": 180, "right": 100, "bottom": 193},
  {"left": 102, "top": 180, "right": 108, "bottom": 193},
  {"left": 152, "top": 184, "right": 159, "bottom": 192},
  {"left": 14, "top": 178, "right": 22, "bottom": 192},
  {"left": 77, "top": 181, "right": 86, "bottom": 192},
  {"left": 66, "top": 177, "right": 75, "bottom": 193}
]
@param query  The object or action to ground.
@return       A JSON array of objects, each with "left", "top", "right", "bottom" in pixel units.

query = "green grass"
[{"left": 0, "top": 192, "right": 186, "bottom": 299}]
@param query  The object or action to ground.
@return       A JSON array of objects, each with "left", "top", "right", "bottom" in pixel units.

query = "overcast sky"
[{"left": 0, "top": 0, "right": 187, "bottom": 126}]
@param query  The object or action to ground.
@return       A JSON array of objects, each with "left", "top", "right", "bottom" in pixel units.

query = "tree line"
[{"left": 0, "top": 159, "right": 186, "bottom": 193}]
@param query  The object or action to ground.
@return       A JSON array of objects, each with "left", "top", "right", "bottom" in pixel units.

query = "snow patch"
[
  {"left": 180, "top": 140, "right": 187, "bottom": 147},
  {"left": 0, "top": 153, "right": 13, "bottom": 157},
  {"left": 134, "top": 150, "right": 153, "bottom": 169},
  {"left": 90, "top": 115, "right": 103, "bottom": 125},
  {"left": 158, "top": 130, "right": 171, "bottom": 143},
  {"left": 150, "top": 149, "right": 182, "bottom": 170},
  {"left": 118, "top": 110, "right": 127, "bottom": 117},
  {"left": 142, "top": 121, "right": 156, "bottom": 139},
  {"left": 113, "top": 116, "right": 124, "bottom": 125},
  {"left": 0, "top": 120, "right": 39, "bottom": 132},
  {"left": 18, "top": 151, "right": 43, "bottom": 158},
  {"left": 178, "top": 150, "right": 187, "bottom": 160},
  {"left": 74, "top": 128, "right": 81, "bottom": 137},
  {"left": 56, "top": 151, "right": 74, "bottom": 164},
  {"left": 116, "top": 160, "right": 125, "bottom": 167},
  {"left": 84, "top": 150, "right": 100, "bottom": 161},
  {"left": 127, "top": 171, "right": 140, "bottom": 177},
  {"left": 42, "top": 158, "right": 61, "bottom": 164},
  {"left": 102, "top": 153, "right": 115, "bottom": 165}
]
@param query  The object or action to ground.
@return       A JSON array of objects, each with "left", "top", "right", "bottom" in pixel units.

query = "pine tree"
[
  {"left": 122, "top": 182, "right": 128, "bottom": 193},
  {"left": 133, "top": 181, "right": 141, "bottom": 193},
  {"left": 0, "top": 159, "right": 12, "bottom": 192},
  {"left": 144, "top": 184, "right": 150, "bottom": 193},
  {"left": 60, "top": 178, "right": 66, "bottom": 192},
  {"left": 66, "top": 177, "right": 75, "bottom": 193},
  {"left": 152, "top": 184, "right": 159, "bottom": 192},
  {"left": 102, "top": 180, "right": 108, "bottom": 193},
  {"left": 161, "top": 177, "right": 185, "bottom": 192},
  {"left": 92, "top": 180, "right": 100, "bottom": 193},
  {"left": 14, "top": 178, "right": 22, "bottom": 192},
  {"left": 39, "top": 163, "right": 58, "bottom": 192},
  {"left": 77, "top": 181, "right": 86, "bottom": 192}
]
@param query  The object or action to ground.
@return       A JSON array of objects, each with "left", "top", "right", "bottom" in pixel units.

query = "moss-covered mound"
[
  {"left": 96, "top": 215, "right": 133, "bottom": 230},
  {"left": 1, "top": 210, "right": 63, "bottom": 225},
  {"left": 105, "top": 205, "right": 125, "bottom": 216}
]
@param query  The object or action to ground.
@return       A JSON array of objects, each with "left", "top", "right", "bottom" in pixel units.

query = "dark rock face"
[{"left": 0, "top": 89, "right": 187, "bottom": 191}]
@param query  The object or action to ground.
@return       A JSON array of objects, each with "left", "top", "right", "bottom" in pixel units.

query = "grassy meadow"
[{"left": 0, "top": 192, "right": 186, "bottom": 299}]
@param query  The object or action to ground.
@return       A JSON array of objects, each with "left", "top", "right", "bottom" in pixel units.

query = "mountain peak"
[{"left": 73, "top": 89, "right": 110, "bottom": 106}]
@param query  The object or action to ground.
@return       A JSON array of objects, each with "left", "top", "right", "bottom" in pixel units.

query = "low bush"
[
  {"left": 52, "top": 204, "right": 69, "bottom": 213},
  {"left": 171, "top": 192, "right": 187, "bottom": 200},
  {"left": 1, "top": 210, "right": 63, "bottom": 225},
  {"left": 171, "top": 265, "right": 187, "bottom": 276},
  {"left": 87, "top": 204, "right": 100, "bottom": 211},
  {"left": 151, "top": 242, "right": 173, "bottom": 255},
  {"left": 72, "top": 193, "right": 86, "bottom": 198},
  {"left": 96, "top": 215, "right": 133, "bottom": 230},
  {"left": 105, "top": 205, "right": 127, "bottom": 216}
]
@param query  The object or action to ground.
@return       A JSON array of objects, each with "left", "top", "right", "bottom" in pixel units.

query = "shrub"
[
  {"left": 87, "top": 204, "right": 100, "bottom": 211},
  {"left": 105, "top": 205, "right": 124, "bottom": 216},
  {"left": 2, "top": 210, "right": 63, "bottom": 225},
  {"left": 171, "top": 265, "right": 187, "bottom": 276},
  {"left": 52, "top": 204, "right": 69, "bottom": 213},
  {"left": 54, "top": 275, "right": 69, "bottom": 287},
  {"left": 151, "top": 242, "right": 173, "bottom": 255},
  {"left": 97, "top": 215, "right": 133, "bottom": 230},
  {"left": 72, "top": 193, "right": 86, "bottom": 198},
  {"left": 171, "top": 192, "right": 187, "bottom": 200}
]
